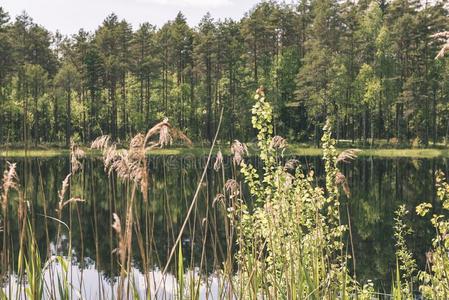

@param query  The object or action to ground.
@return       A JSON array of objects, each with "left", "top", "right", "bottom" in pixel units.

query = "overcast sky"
[{"left": 1, "top": 0, "right": 263, "bottom": 35}]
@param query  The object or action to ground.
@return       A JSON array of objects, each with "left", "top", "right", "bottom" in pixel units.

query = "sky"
[{"left": 0, "top": 0, "right": 262, "bottom": 35}]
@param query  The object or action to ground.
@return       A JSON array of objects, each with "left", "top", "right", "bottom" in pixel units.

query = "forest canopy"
[{"left": 0, "top": 0, "right": 448, "bottom": 147}]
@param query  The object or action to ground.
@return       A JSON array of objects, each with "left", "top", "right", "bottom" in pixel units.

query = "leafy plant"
[
  {"left": 23, "top": 222, "right": 43, "bottom": 300},
  {"left": 393, "top": 204, "right": 417, "bottom": 299},
  {"left": 231, "top": 87, "right": 359, "bottom": 298},
  {"left": 416, "top": 171, "right": 449, "bottom": 298}
]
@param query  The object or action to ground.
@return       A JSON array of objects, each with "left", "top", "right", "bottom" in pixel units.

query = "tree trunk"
[
  {"left": 253, "top": 31, "right": 258, "bottom": 83},
  {"left": 189, "top": 67, "right": 195, "bottom": 137},
  {"left": 229, "top": 66, "right": 235, "bottom": 142},
  {"left": 34, "top": 93, "right": 38, "bottom": 147},
  {"left": 110, "top": 80, "right": 117, "bottom": 140},
  {"left": 121, "top": 75, "right": 126, "bottom": 139},
  {"left": 53, "top": 89, "right": 58, "bottom": 143},
  {"left": 445, "top": 117, "right": 449, "bottom": 146},
  {"left": 396, "top": 102, "right": 401, "bottom": 143},
  {"left": 66, "top": 88, "right": 71, "bottom": 147},
  {"left": 363, "top": 106, "right": 368, "bottom": 146},
  {"left": 89, "top": 88, "right": 95, "bottom": 140},
  {"left": 206, "top": 54, "right": 213, "bottom": 144},
  {"left": 33, "top": 78, "right": 39, "bottom": 147},
  {"left": 82, "top": 88, "right": 87, "bottom": 144},
  {"left": 145, "top": 77, "right": 150, "bottom": 124},
  {"left": 370, "top": 110, "right": 374, "bottom": 148},
  {"left": 314, "top": 123, "right": 319, "bottom": 147},
  {"left": 24, "top": 95, "right": 29, "bottom": 148},
  {"left": 432, "top": 87, "right": 437, "bottom": 145}
]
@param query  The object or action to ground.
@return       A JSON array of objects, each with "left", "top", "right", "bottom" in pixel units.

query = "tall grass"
[{"left": 1, "top": 88, "right": 449, "bottom": 299}]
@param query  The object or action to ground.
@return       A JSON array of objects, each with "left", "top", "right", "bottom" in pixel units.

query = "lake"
[{"left": 0, "top": 154, "right": 446, "bottom": 298}]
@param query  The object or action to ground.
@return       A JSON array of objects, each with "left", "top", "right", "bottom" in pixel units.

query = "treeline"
[{"left": 0, "top": 0, "right": 449, "bottom": 147}]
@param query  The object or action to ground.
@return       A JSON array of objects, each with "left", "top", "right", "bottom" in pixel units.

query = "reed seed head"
[
  {"left": 436, "top": 43, "right": 449, "bottom": 59},
  {"left": 1, "top": 162, "right": 19, "bottom": 212},
  {"left": 430, "top": 31, "right": 449, "bottom": 59},
  {"left": 284, "top": 159, "right": 300, "bottom": 171},
  {"left": 91, "top": 135, "right": 111, "bottom": 150},
  {"left": 231, "top": 140, "right": 248, "bottom": 166},
  {"left": 159, "top": 124, "right": 172, "bottom": 147},
  {"left": 431, "top": 32, "right": 449, "bottom": 39},
  {"left": 431, "top": 32, "right": 449, "bottom": 59},
  {"left": 270, "top": 136, "right": 287, "bottom": 150},
  {"left": 58, "top": 174, "right": 71, "bottom": 203},
  {"left": 144, "top": 118, "right": 192, "bottom": 150},
  {"left": 335, "top": 172, "right": 350, "bottom": 197},
  {"left": 112, "top": 213, "right": 122, "bottom": 235},
  {"left": 256, "top": 86, "right": 265, "bottom": 97},
  {"left": 225, "top": 179, "right": 239, "bottom": 198},
  {"left": 71, "top": 140, "right": 85, "bottom": 174},
  {"left": 214, "top": 150, "right": 223, "bottom": 172},
  {"left": 57, "top": 197, "right": 85, "bottom": 213},
  {"left": 129, "top": 133, "right": 145, "bottom": 161},
  {"left": 337, "top": 149, "right": 361, "bottom": 164},
  {"left": 213, "top": 193, "right": 225, "bottom": 207}
]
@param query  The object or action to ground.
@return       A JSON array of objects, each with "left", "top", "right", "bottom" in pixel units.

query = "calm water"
[{"left": 0, "top": 154, "right": 447, "bottom": 297}]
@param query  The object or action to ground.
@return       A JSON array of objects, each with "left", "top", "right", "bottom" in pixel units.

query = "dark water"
[{"left": 0, "top": 155, "right": 447, "bottom": 297}]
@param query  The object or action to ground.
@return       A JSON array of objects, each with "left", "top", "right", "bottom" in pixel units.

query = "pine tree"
[{"left": 295, "top": 0, "right": 342, "bottom": 145}]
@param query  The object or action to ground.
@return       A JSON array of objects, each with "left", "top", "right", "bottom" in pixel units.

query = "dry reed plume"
[
  {"left": 70, "top": 140, "right": 86, "bottom": 174},
  {"left": 212, "top": 193, "right": 226, "bottom": 208},
  {"left": 213, "top": 150, "right": 223, "bottom": 171},
  {"left": 431, "top": 32, "right": 449, "bottom": 59},
  {"left": 231, "top": 140, "right": 248, "bottom": 166},
  {"left": 336, "top": 171, "right": 351, "bottom": 197},
  {"left": 225, "top": 179, "right": 239, "bottom": 198},
  {"left": 335, "top": 149, "right": 361, "bottom": 197},
  {"left": 337, "top": 149, "right": 361, "bottom": 164},
  {"left": 91, "top": 118, "right": 192, "bottom": 297},
  {"left": 270, "top": 135, "right": 287, "bottom": 150},
  {"left": 1, "top": 162, "right": 19, "bottom": 271},
  {"left": 56, "top": 173, "right": 85, "bottom": 213},
  {"left": 284, "top": 159, "right": 300, "bottom": 171},
  {"left": 1, "top": 162, "right": 19, "bottom": 213},
  {"left": 58, "top": 174, "right": 71, "bottom": 204},
  {"left": 111, "top": 213, "right": 126, "bottom": 272},
  {"left": 92, "top": 118, "right": 192, "bottom": 199}
]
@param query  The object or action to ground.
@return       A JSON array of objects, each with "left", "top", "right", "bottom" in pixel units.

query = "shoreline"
[{"left": 1, "top": 145, "right": 448, "bottom": 158}]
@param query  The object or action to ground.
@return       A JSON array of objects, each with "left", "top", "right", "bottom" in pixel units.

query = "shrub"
[
  {"left": 231, "top": 88, "right": 358, "bottom": 298},
  {"left": 416, "top": 171, "right": 449, "bottom": 298}
]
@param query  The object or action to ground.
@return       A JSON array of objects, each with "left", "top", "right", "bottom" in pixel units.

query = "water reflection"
[{"left": 0, "top": 155, "right": 447, "bottom": 296}]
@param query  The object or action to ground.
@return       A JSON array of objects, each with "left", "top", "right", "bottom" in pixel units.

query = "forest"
[
  {"left": 5, "top": 1, "right": 449, "bottom": 299},
  {"left": 1, "top": 0, "right": 449, "bottom": 148}
]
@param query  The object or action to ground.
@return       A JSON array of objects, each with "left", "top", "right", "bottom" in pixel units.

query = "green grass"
[
  {"left": 286, "top": 145, "right": 449, "bottom": 158},
  {"left": 0, "top": 149, "right": 70, "bottom": 158},
  {"left": 1, "top": 145, "right": 449, "bottom": 158}
]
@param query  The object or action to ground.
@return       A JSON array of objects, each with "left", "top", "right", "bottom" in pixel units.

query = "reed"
[
  {"left": 3, "top": 88, "right": 449, "bottom": 300},
  {"left": 91, "top": 118, "right": 193, "bottom": 298}
]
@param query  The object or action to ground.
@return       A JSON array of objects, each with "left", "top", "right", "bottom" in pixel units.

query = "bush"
[{"left": 230, "top": 88, "right": 363, "bottom": 298}]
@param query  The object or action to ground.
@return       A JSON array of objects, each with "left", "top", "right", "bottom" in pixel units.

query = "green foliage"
[
  {"left": 0, "top": 0, "right": 448, "bottom": 146},
  {"left": 416, "top": 171, "right": 449, "bottom": 298},
  {"left": 234, "top": 88, "right": 353, "bottom": 298},
  {"left": 22, "top": 223, "right": 44, "bottom": 300},
  {"left": 356, "top": 64, "right": 381, "bottom": 107},
  {"left": 393, "top": 205, "right": 417, "bottom": 298},
  {"left": 55, "top": 256, "right": 70, "bottom": 300},
  {"left": 177, "top": 244, "right": 185, "bottom": 300}
]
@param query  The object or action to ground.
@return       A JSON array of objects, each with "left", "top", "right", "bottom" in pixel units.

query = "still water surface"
[{"left": 0, "top": 155, "right": 446, "bottom": 298}]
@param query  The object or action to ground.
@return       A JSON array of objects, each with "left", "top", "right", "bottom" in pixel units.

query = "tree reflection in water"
[{"left": 0, "top": 155, "right": 446, "bottom": 296}]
